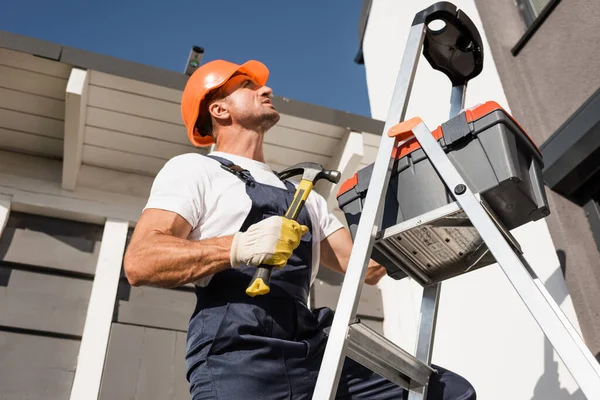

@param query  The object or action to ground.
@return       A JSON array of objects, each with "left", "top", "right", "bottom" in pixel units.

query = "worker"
[{"left": 124, "top": 59, "right": 476, "bottom": 400}]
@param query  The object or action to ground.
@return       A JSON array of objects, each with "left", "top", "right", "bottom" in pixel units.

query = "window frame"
[{"left": 512, "top": 0, "right": 562, "bottom": 56}]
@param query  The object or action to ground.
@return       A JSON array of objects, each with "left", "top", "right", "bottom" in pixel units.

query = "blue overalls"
[{"left": 185, "top": 155, "right": 476, "bottom": 400}]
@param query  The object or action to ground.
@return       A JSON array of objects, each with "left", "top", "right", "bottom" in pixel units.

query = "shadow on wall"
[
  {"left": 531, "top": 250, "right": 585, "bottom": 400},
  {"left": 0, "top": 212, "right": 103, "bottom": 260},
  {"left": 544, "top": 250, "right": 570, "bottom": 307},
  {"left": 531, "top": 340, "right": 585, "bottom": 400}
]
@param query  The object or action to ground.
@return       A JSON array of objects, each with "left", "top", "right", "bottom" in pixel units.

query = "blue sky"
[{"left": 1, "top": 0, "right": 372, "bottom": 117}]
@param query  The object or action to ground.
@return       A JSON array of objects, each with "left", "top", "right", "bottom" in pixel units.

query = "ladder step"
[
  {"left": 335, "top": 321, "right": 435, "bottom": 390},
  {"left": 375, "top": 196, "right": 521, "bottom": 286}
]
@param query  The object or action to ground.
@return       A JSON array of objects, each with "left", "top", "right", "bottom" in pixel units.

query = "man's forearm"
[
  {"left": 365, "top": 260, "right": 387, "bottom": 285},
  {"left": 124, "top": 233, "right": 234, "bottom": 288},
  {"left": 320, "top": 228, "right": 387, "bottom": 285}
]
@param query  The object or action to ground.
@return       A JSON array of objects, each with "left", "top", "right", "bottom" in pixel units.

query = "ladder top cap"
[{"left": 388, "top": 117, "right": 424, "bottom": 140}]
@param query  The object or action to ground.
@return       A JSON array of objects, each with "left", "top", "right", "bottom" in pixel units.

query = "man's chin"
[{"left": 264, "top": 109, "right": 281, "bottom": 126}]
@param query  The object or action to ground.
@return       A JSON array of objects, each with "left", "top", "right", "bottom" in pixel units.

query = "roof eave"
[{"left": 0, "top": 29, "right": 384, "bottom": 135}]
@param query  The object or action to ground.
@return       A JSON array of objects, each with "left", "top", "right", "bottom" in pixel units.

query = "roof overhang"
[{"left": 0, "top": 30, "right": 386, "bottom": 222}]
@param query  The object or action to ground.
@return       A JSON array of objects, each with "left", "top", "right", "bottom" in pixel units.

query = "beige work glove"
[{"left": 230, "top": 216, "right": 309, "bottom": 269}]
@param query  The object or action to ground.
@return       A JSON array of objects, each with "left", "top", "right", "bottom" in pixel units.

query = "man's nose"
[{"left": 259, "top": 85, "right": 273, "bottom": 97}]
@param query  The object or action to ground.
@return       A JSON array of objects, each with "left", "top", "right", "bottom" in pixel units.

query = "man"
[{"left": 124, "top": 59, "right": 476, "bottom": 399}]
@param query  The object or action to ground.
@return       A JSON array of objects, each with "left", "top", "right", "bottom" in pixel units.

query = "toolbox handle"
[{"left": 412, "top": 1, "right": 484, "bottom": 86}]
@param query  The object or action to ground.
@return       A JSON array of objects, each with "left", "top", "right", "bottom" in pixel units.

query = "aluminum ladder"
[{"left": 311, "top": 3, "right": 600, "bottom": 399}]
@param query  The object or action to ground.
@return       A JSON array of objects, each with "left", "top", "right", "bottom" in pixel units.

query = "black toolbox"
[{"left": 337, "top": 101, "right": 549, "bottom": 280}]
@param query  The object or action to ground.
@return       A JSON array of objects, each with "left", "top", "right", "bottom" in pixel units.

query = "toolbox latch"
[{"left": 440, "top": 111, "right": 470, "bottom": 147}]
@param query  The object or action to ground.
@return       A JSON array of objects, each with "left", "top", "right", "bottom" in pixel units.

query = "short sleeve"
[
  {"left": 143, "top": 154, "right": 205, "bottom": 228},
  {"left": 309, "top": 190, "right": 344, "bottom": 239}
]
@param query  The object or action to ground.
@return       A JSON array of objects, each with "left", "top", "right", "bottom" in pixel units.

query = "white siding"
[
  {"left": 361, "top": 1, "right": 584, "bottom": 398},
  {"left": 0, "top": 48, "right": 68, "bottom": 158}
]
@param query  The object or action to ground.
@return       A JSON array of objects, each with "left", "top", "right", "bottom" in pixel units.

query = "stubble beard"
[
  {"left": 259, "top": 108, "right": 280, "bottom": 132},
  {"left": 239, "top": 107, "right": 280, "bottom": 134}
]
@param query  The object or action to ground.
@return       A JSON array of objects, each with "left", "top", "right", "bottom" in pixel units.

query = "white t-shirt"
[{"left": 143, "top": 151, "right": 344, "bottom": 286}]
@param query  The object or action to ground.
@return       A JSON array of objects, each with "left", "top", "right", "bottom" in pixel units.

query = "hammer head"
[{"left": 277, "top": 162, "right": 341, "bottom": 185}]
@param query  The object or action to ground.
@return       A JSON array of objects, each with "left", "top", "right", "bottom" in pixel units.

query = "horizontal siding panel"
[
  {"left": 86, "top": 106, "right": 188, "bottom": 145},
  {"left": 115, "top": 283, "right": 195, "bottom": 331},
  {"left": 88, "top": 85, "right": 181, "bottom": 124},
  {"left": 90, "top": 70, "right": 183, "bottom": 103},
  {"left": 0, "top": 64, "right": 68, "bottom": 100},
  {"left": 362, "top": 132, "right": 383, "bottom": 147},
  {"left": 0, "top": 149, "right": 62, "bottom": 182},
  {"left": 263, "top": 142, "right": 330, "bottom": 169},
  {"left": 0, "top": 107, "right": 64, "bottom": 138},
  {"left": 82, "top": 144, "right": 168, "bottom": 175},
  {"left": 312, "top": 277, "right": 384, "bottom": 319},
  {"left": 78, "top": 165, "right": 154, "bottom": 198},
  {"left": 100, "top": 323, "right": 189, "bottom": 400},
  {"left": 312, "top": 267, "right": 384, "bottom": 319},
  {"left": 0, "top": 267, "right": 92, "bottom": 336},
  {"left": 269, "top": 162, "right": 290, "bottom": 173},
  {"left": 173, "top": 329, "right": 190, "bottom": 398},
  {"left": 0, "top": 331, "right": 79, "bottom": 399},
  {"left": 265, "top": 125, "right": 340, "bottom": 157},
  {"left": 0, "top": 127, "right": 63, "bottom": 158},
  {"left": 0, "top": 212, "right": 103, "bottom": 274},
  {"left": 277, "top": 113, "right": 347, "bottom": 139},
  {"left": 361, "top": 144, "right": 379, "bottom": 165},
  {"left": 0, "top": 87, "right": 64, "bottom": 119},
  {"left": 0, "top": 47, "right": 71, "bottom": 78},
  {"left": 84, "top": 126, "right": 200, "bottom": 160}
]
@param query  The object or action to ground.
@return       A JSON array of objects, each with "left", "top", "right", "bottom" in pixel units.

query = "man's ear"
[{"left": 207, "top": 99, "right": 230, "bottom": 123}]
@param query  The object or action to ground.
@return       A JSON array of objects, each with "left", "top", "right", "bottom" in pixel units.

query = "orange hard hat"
[{"left": 181, "top": 59, "right": 270, "bottom": 147}]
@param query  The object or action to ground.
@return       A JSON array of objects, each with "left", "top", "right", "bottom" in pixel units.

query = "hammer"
[{"left": 245, "top": 162, "right": 341, "bottom": 297}]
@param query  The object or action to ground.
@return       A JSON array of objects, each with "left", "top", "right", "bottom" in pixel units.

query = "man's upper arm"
[
  {"left": 320, "top": 227, "right": 353, "bottom": 274},
  {"left": 307, "top": 189, "right": 344, "bottom": 240},
  {"left": 143, "top": 154, "right": 206, "bottom": 229},
  {"left": 308, "top": 188, "right": 347, "bottom": 272},
  {"left": 130, "top": 154, "right": 206, "bottom": 245},
  {"left": 132, "top": 208, "right": 193, "bottom": 243}
]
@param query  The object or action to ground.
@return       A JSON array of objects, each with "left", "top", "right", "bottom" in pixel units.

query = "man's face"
[{"left": 212, "top": 74, "right": 280, "bottom": 132}]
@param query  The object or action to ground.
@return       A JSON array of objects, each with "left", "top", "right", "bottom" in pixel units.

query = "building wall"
[
  {"left": 474, "top": 0, "right": 600, "bottom": 358},
  {"left": 0, "top": 212, "right": 102, "bottom": 399},
  {"left": 361, "top": 0, "right": 586, "bottom": 398},
  {"left": 0, "top": 150, "right": 385, "bottom": 399},
  {"left": 0, "top": 34, "right": 391, "bottom": 399}
]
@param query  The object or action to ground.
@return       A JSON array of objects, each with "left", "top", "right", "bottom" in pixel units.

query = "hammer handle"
[
  {"left": 245, "top": 180, "right": 314, "bottom": 297},
  {"left": 285, "top": 180, "right": 313, "bottom": 220}
]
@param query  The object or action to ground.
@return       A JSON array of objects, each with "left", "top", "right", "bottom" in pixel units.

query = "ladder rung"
[{"left": 342, "top": 322, "right": 434, "bottom": 389}]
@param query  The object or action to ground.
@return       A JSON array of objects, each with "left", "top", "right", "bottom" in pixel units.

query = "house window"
[
  {"left": 516, "top": 0, "right": 552, "bottom": 27},
  {"left": 511, "top": 0, "right": 562, "bottom": 55}
]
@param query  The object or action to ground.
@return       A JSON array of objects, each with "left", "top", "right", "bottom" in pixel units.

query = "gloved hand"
[{"left": 230, "top": 216, "right": 309, "bottom": 268}]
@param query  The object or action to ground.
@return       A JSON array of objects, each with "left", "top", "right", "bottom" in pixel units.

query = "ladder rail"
[
  {"left": 408, "top": 82, "right": 466, "bottom": 400},
  {"left": 407, "top": 120, "right": 600, "bottom": 399},
  {"left": 311, "top": 22, "right": 428, "bottom": 400},
  {"left": 313, "top": 3, "right": 600, "bottom": 398},
  {"left": 407, "top": 284, "right": 442, "bottom": 400}
]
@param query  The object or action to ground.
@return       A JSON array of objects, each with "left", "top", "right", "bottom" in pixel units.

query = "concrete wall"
[
  {"left": 362, "top": 0, "right": 586, "bottom": 398},
  {"left": 474, "top": 0, "right": 600, "bottom": 359}
]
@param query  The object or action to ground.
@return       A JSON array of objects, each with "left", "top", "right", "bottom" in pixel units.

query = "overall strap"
[
  {"left": 207, "top": 154, "right": 296, "bottom": 190},
  {"left": 206, "top": 154, "right": 256, "bottom": 186},
  {"left": 282, "top": 180, "right": 296, "bottom": 193}
]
